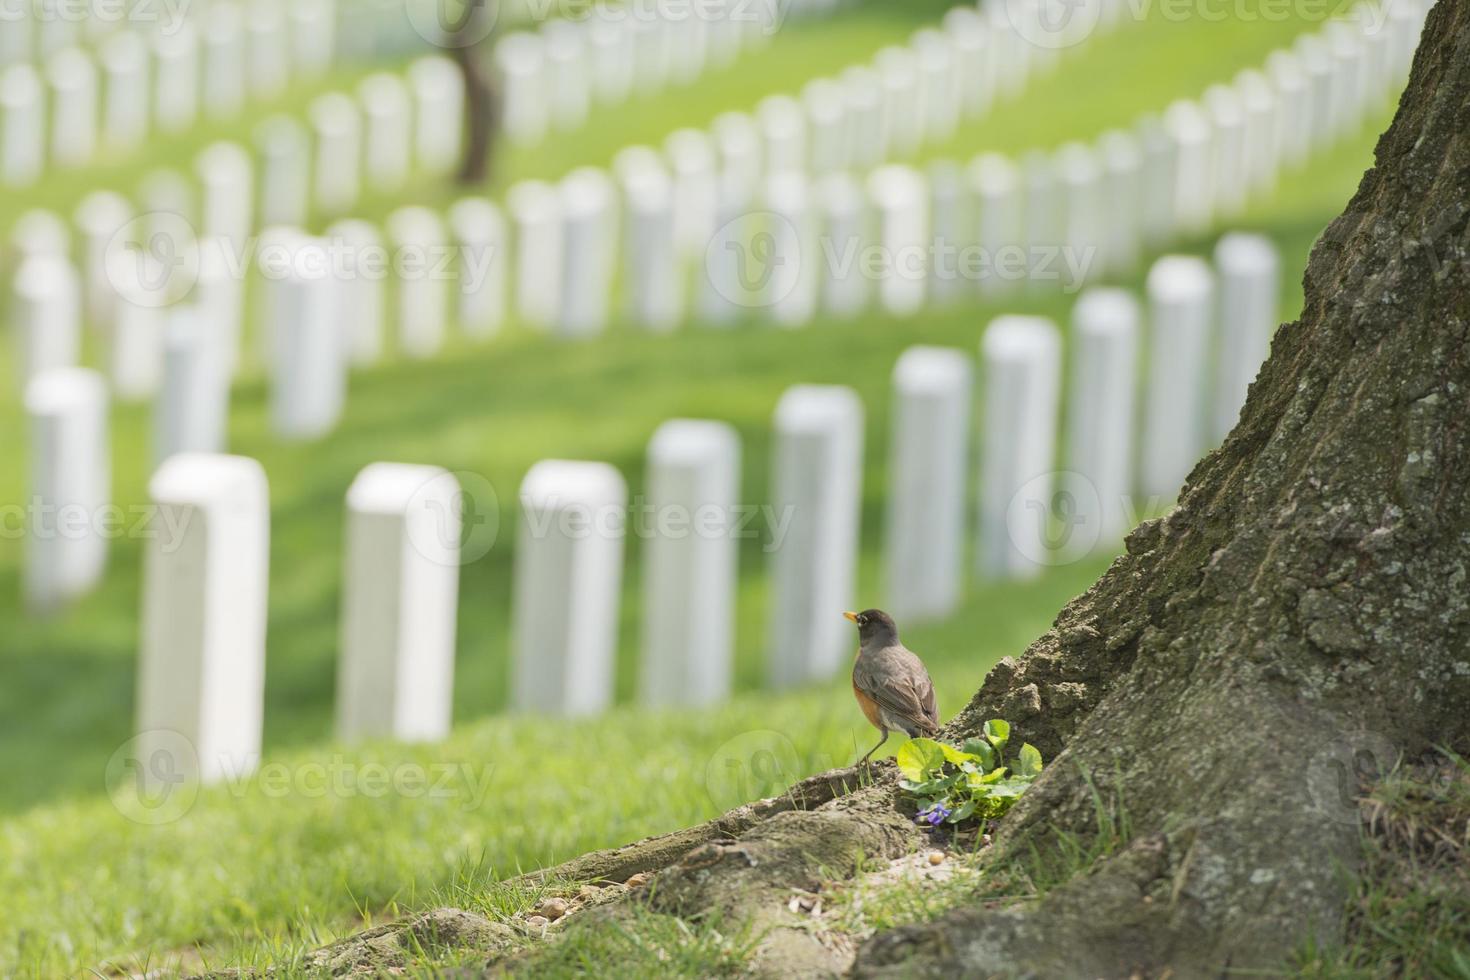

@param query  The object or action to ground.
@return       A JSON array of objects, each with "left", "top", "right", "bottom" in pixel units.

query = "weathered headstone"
[
  {"left": 511, "top": 460, "right": 627, "bottom": 716},
  {"left": 338, "top": 463, "right": 461, "bottom": 742},
  {"left": 138, "top": 452, "right": 269, "bottom": 784},
  {"left": 886, "top": 346, "right": 971, "bottom": 621},
  {"left": 768, "top": 384, "right": 863, "bottom": 688},
  {"left": 641, "top": 420, "right": 741, "bottom": 707},
  {"left": 978, "top": 315, "right": 1061, "bottom": 579},
  {"left": 25, "top": 367, "right": 109, "bottom": 614},
  {"left": 1141, "top": 255, "right": 1215, "bottom": 500}
]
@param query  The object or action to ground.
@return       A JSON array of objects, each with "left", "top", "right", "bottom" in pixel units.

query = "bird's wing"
[{"left": 854, "top": 649, "right": 939, "bottom": 735}]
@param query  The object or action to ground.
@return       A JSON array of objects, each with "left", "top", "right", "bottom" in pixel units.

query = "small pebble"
[
  {"left": 927, "top": 851, "right": 945, "bottom": 866},
  {"left": 625, "top": 872, "right": 651, "bottom": 888},
  {"left": 525, "top": 915, "right": 549, "bottom": 929},
  {"left": 538, "top": 897, "right": 569, "bottom": 921}
]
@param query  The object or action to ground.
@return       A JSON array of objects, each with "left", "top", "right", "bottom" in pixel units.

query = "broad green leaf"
[
  {"left": 896, "top": 738, "right": 946, "bottom": 782},
  {"left": 963, "top": 739, "right": 998, "bottom": 772},
  {"left": 983, "top": 719, "right": 1010, "bottom": 752},
  {"left": 939, "top": 742, "right": 980, "bottom": 766},
  {"left": 949, "top": 799, "right": 977, "bottom": 823},
  {"left": 1014, "top": 743, "right": 1044, "bottom": 778}
]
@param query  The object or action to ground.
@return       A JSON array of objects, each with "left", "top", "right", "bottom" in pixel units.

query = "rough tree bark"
[
  {"left": 543, "top": 4, "right": 1469, "bottom": 974},
  {"left": 451, "top": 0, "right": 499, "bottom": 185},
  {"left": 246, "top": 6, "right": 1470, "bottom": 977}
]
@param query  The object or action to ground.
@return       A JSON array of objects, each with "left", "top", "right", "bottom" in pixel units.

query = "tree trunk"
[
  {"left": 452, "top": 1, "right": 499, "bottom": 185},
  {"left": 260, "top": 6, "right": 1470, "bottom": 976}
]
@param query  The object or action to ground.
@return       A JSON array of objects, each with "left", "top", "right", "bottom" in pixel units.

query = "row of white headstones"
[
  {"left": 0, "top": 0, "right": 339, "bottom": 182},
  {"left": 7, "top": 0, "right": 1120, "bottom": 407},
  {"left": 6, "top": 0, "right": 1422, "bottom": 439},
  {"left": 47, "top": 234, "right": 1270, "bottom": 782}
]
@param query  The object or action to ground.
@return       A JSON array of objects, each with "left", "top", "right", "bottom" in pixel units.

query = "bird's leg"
[{"left": 857, "top": 729, "right": 889, "bottom": 768}]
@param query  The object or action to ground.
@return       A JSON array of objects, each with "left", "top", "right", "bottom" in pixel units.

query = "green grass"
[{"left": 0, "top": 1, "right": 1402, "bottom": 975}]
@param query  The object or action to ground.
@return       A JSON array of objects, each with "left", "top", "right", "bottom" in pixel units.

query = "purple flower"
[{"left": 919, "top": 803, "right": 952, "bottom": 826}]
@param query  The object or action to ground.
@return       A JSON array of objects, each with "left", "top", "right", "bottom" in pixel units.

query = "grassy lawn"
[{"left": 0, "top": 1, "right": 1400, "bottom": 974}]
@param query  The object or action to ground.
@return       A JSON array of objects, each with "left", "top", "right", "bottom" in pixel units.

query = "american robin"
[{"left": 844, "top": 609, "right": 940, "bottom": 765}]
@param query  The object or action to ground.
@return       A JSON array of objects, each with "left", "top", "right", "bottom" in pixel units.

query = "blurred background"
[{"left": 0, "top": 0, "right": 1413, "bottom": 973}]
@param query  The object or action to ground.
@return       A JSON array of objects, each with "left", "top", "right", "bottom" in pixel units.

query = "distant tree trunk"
[{"left": 451, "top": 0, "right": 499, "bottom": 185}]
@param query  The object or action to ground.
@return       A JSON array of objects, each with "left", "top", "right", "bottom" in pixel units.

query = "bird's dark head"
[{"left": 844, "top": 609, "right": 898, "bottom": 645}]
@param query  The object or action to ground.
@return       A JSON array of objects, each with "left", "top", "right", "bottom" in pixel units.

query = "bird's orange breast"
[{"left": 852, "top": 678, "right": 884, "bottom": 729}]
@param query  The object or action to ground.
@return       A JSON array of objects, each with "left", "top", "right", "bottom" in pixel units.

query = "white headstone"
[
  {"left": 557, "top": 167, "right": 615, "bottom": 338},
  {"left": 926, "top": 160, "right": 968, "bottom": 304},
  {"left": 839, "top": 65, "right": 885, "bottom": 168},
  {"left": 756, "top": 94, "right": 805, "bottom": 176},
  {"left": 508, "top": 179, "right": 562, "bottom": 329},
  {"left": 195, "top": 142, "right": 253, "bottom": 252},
  {"left": 1203, "top": 84, "right": 1247, "bottom": 218},
  {"left": 201, "top": 3, "right": 246, "bottom": 115},
  {"left": 943, "top": 7, "right": 993, "bottom": 119},
  {"left": 696, "top": 173, "right": 754, "bottom": 326},
  {"left": 1235, "top": 68, "right": 1279, "bottom": 193},
  {"left": 875, "top": 46, "right": 921, "bottom": 157},
  {"left": 156, "top": 307, "right": 229, "bottom": 466},
  {"left": 12, "top": 254, "right": 81, "bottom": 387},
  {"left": 106, "top": 275, "right": 166, "bottom": 402},
  {"left": 386, "top": 206, "right": 449, "bottom": 358},
  {"left": 447, "top": 197, "right": 506, "bottom": 340},
  {"left": 1265, "top": 49, "right": 1309, "bottom": 171},
  {"left": 359, "top": 72, "right": 411, "bottom": 191},
  {"left": 309, "top": 93, "right": 361, "bottom": 216},
  {"left": 631, "top": 15, "right": 671, "bottom": 94},
  {"left": 99, "top": 30, "right": 148, "bottom": 151},
  {"left": 511, "top": 460, "right": 627, "bottom": 716},
  {"left": 1164, "top": 99, "right": 1214, "bottom": 237},
  {"left": 1295, "top": 33, "right": 1334, "bottom": 152},
  {"left": 408, "top": 55, "right": 464, "bottom": 176},
  {"left": 587, "top": 12, "right": 634, "bottom": 105},
  {"left": 0, "top": 65, "right": 43, "bottom": 186},
  {"left": 762, "top": 172, "right": 817, "bottom": 327},
  {"left": 1098, "top": 130, "right": 1142, "bottom": 276},
  {"left": 153, "top": 24, "right": 199, "bottom": 133},
  {"left": 256, "top": 115, "right": 311, "bottom": 228},
  {"left": 1021, "top": 149, "right": 1058, "bottom": 291},
  {"left": 768, "top": 384, "right": 863, "bottom": 688},
  {"left": 1136, "top": 114, "right": 1177, "bottom": 247},
  {"left": 978, "top": 315, "right": 1061, "bottom": 580},
  {"left": 271, "top": 240, "right": 346, "bottom": 439},
  {"left": 246, "top": 2, "right": 290, "bottom": 98},
  {"left": 665, "top": 128, "right": 718, "bottom": 258},
  {"left": 712, "top": 110, "right": 761, "bottom": 189},
  {"left": 194, "top": 236, "right": 245, "bottom": 379},
  {"left": 544, "top": 19, "right": 590, "bottom": 131},
  {"left": 495, "top": 32, "right": 548, "bottom": 145},
  {"left": 1055, "top": 142, "right": 1104, "bottom": 289},
  {"left": 803, "top": 77, "right": 847, "bottom": 174},
  {"left": 1141, "top": 255, "right": 1215, "bottom": 500},
  {"left": 1326, "top": 20, "right": 1367, "bottom": 138},
  {"left": 815, "top": 171, "right": 868, "bottom": 318},
  {"left": 867, "top": 164, "right": 928, "bottom": 315},
  {"left": 25, "top": 367, "right": 109, "bottom": 614},
  {"left": 325, "top": 219, "right": 384, "bottom": 366},
  {"left": 46, "top": 47, "right": 96, "bottom": 167},
  {"left": 623, "top": 166, "right": 682, "bottom": 332},
  {"left": 73, "top": 191, "right": 131, "bottom": 330},
  {"left": 1067, "top": 289, "right": 1139, "bottom": 548},
  {"left": 1213, "top": 233, "right": 1279, "bottom": 442},
  {"left": 641, "top": 420, "right": 740, "bottom": 707},
  {"left": 138, "top": 453, "right": 269, "bottom": 784},
  {"left": 911, "top": 29, "right": 958, "bottom": 146},
  {"left": 338, "top": 463, "right": 461, "bottom": 742},
  {"left": 290, "top": 0, "right": 336, "bottom": 77},
  {"left": 886, "top": 346, "right": 971, "bottom": 622},
  {"left": 969, "top": 152, "right": 1022, "bottom": 296}
]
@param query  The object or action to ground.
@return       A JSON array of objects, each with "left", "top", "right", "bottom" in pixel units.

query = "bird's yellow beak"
[{"left": 843, "top": 611, "right": 859, "bottom": 623}]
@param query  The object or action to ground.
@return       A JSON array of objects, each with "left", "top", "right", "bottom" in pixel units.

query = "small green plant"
[{"left": 896, "top": 720, "right": 1043, "bottom": 827}]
